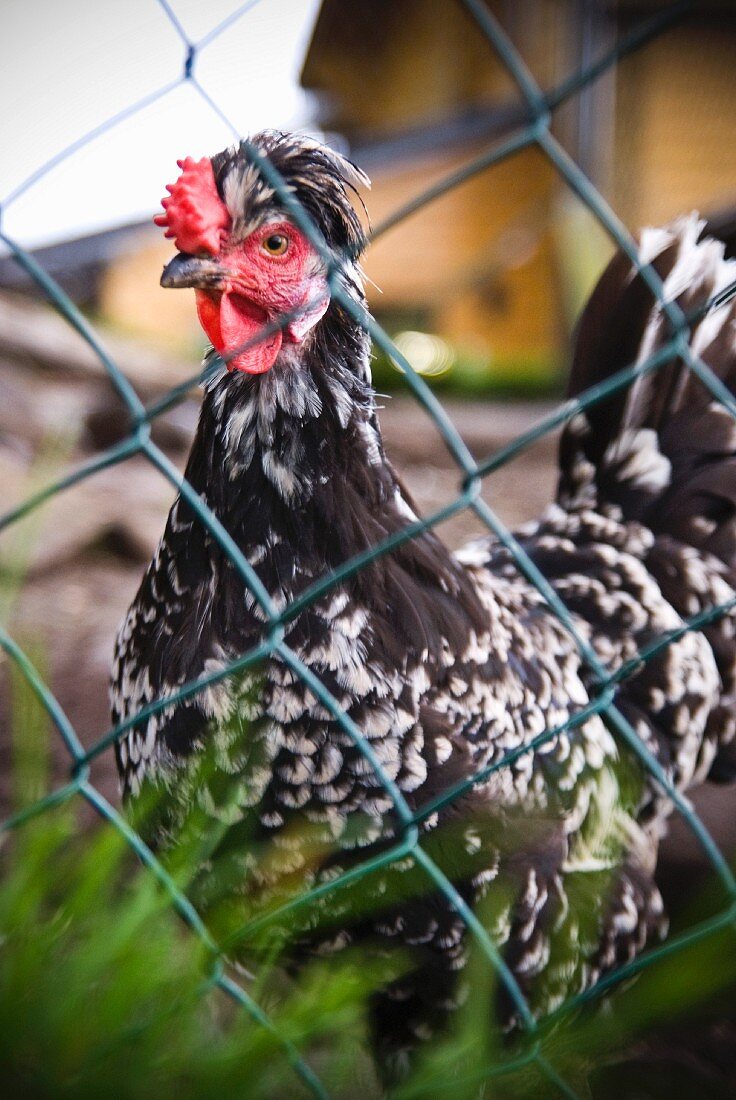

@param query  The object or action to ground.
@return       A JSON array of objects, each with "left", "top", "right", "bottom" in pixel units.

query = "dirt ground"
[{"left": 0, "top": 300, "right": 733, "bottom": 915}]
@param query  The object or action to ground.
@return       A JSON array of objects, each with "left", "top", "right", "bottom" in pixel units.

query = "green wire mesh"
[{"left": 1, "top": 1, "right": 735, "bottom": 1095}]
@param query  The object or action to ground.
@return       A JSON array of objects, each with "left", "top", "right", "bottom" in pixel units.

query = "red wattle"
[
  {"left": 195, "top": 291, "right": 223, "bottom": 351},
  {"left": 195, "top": 290, "right": 282, "bottom": 375}
]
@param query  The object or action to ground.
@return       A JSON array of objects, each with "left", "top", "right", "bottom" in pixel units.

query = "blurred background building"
[{"left": 302, "top": 0, "right": 736, "bottom": 389}]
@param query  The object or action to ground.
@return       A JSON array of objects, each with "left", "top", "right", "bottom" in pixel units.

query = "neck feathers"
[
  {"left": 187, "top": 294, "right": 389, "bottom": 519},
  {"left": 178, "top": 293, "right": 486, "bottom": 659}
]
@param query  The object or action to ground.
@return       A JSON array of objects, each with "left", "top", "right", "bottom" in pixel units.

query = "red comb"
[{"left": 154, "top": 156, "right": 231, "bottom": 255}]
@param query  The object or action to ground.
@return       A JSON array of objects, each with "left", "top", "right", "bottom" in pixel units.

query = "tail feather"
[
  {"left": 559, "top": 215, "right": 736, "bottom": 782},
  {"left": 558, "top": 213, "right": 736, "bottom": 570}
]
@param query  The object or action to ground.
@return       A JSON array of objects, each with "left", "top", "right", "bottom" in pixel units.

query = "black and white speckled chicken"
[{"left": 111, "top": 131, "right": 736, "bottom": 1072}]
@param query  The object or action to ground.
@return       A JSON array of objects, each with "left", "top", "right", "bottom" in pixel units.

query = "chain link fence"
[{"left": 1, "top": 1, "right": 735, "bottom": 1096}]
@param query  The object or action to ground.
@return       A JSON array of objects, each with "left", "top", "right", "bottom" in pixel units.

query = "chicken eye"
[{"left": 262, "top": 233, "right": 289, "bottom": 256}]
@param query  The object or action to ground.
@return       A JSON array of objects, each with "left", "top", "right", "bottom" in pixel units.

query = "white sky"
[{"left": 0, "top": 0, "right": 323, "bottom": 248}]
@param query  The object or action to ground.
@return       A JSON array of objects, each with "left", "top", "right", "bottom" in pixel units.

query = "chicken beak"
[{"left": 160, "top": 252, "right": 226, "bottom": 290}]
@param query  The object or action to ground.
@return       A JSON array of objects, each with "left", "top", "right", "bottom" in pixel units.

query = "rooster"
[{"left": 111, "top": 131, "right": 736, "bottom": 1075}]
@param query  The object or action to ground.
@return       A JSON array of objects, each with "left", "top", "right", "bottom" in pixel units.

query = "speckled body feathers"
[{"left": 112, "top": 135, "right": 736, "bottom": 1071}]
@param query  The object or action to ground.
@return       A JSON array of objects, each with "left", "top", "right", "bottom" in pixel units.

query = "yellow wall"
[
  {"left": 361, "top": 144, "right": 561, "bottom": 363},
  {"left": 614, "top": 23, "right": 736, "bottom": 225},
  {"left": 99, "top": 232, "right": 201, "bottom": 354}
]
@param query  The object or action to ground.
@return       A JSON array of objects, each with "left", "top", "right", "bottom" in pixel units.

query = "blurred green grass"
[
  {"left": 0, "top": 709, "right": 379, "bottom": 1099},
  {"left": 1, "top": 653, "right": 735, "bottom": 1098}
]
